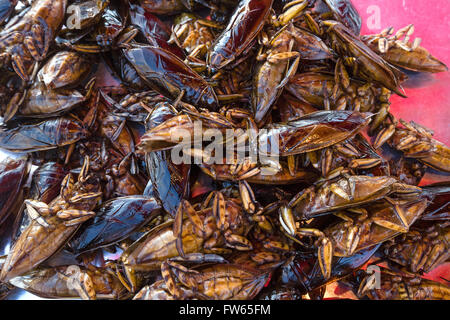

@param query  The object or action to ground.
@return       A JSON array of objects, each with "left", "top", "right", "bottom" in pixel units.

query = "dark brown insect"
[
  {"left": 123, "top": 45, "right": 219, "bottom": 110},
  {"left": 207, "top": 0, "right": 274, "bottom": 71}
]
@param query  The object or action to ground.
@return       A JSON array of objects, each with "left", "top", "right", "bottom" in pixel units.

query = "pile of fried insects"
[{"left": 0, "top": 0, "right": 448, "bottom": 300}]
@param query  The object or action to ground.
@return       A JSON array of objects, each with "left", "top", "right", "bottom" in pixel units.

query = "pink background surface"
[{"left": 354, "top": 0, "right": 450, "bottom": 144}]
